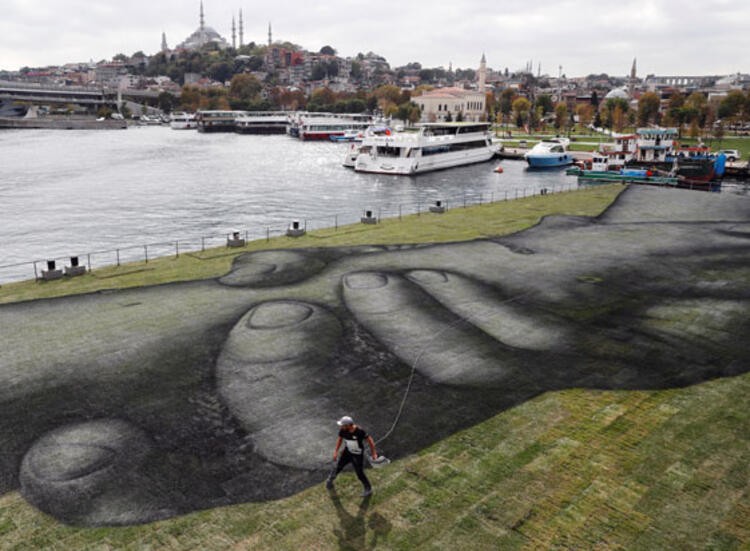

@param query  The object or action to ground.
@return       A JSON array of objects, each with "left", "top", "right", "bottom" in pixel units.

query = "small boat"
[
  {"left": 330, "top": 129, "right": 364, "bottom": 142},
  {"left": 524, "top": 138, "right": 573, "bottom": 168},
  {"left": 494, "top": 165, "right": 504, "bottom": 173}
]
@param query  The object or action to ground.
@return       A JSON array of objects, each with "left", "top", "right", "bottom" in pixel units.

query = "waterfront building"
[
  {"left": 176, "top": 1, "right": 230, "bottom": 51},
  {"left": 414, "top": 56, "right": 488, "bottom": 122},
  {"left": 414, "top": 87, "right": 486, "bottom": 122}
]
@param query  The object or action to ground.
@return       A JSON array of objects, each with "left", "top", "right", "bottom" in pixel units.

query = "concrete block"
[
  {"left": 64, "top": 265, "right": 87, "bottom": 277},
  {"left": 42, "top": 269, "right": 63, "bottom": 281}
]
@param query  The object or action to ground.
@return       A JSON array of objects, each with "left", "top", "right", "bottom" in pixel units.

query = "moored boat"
[
  {"left": 353, "top": 122, "right": 498, "bottom": 175},
  {"left": 234, "top": 111, "right": 289, "bottom": 134},
  {"left": 524, "top": 138, "right": 573, "bottom": 168},
  {"left": 196, "top": 110, "right": 243, "bottom": 132},
  {"left": 170, "top": 112, "right": 196, "bottom": 130}
]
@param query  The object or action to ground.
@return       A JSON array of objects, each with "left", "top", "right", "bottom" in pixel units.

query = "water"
[{"left": 1, "top": 126, "right": 744, "bottom": 284}]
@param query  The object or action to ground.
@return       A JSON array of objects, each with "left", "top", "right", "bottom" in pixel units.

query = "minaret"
[
  {"left": 629, "top": 57, "right": 637, "bottom": 98},
  {"left": 239, "top": 10, "right": 244, "bottom": 47},
  {"left": 478, "top": 53, "right": 487, "bottom": 92},
  {"left": 232, "top": 16, "right": 236, "bottom": 49},
  {"left": 268, "top": 22, "right": 272, "bottom": 47},
  {"left": 161, "top": 31, "right": 168, "bottom": 52},
  {"left": 200, "top": 1, "right": 205, "bottom": 31}
]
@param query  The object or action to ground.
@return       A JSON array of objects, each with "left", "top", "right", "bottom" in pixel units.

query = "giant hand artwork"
[{"left": 1, "top": 186, "right": 748, "bottom": 526}]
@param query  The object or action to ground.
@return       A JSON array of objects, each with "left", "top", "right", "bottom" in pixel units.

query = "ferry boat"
[
  {"left": 298, "top": 117, "right": 371, "bottom": 141},
  {"left": 352, "top": 122, "right": 498, "bottom": 175},
  {"left": 234, "top": 111, "right": 289, "bottom": 134},
  {"left": 287, "top": 112, "right": 373, "bottom": 141},
  {"left": 524, "top": 138, "right": 573, "bottom": 168},
  {"left": 196, "top": 110, "right": 243, "bottom": 133},
  {"left": 170, "top": 112, "right": 196, "bottom": 130}
]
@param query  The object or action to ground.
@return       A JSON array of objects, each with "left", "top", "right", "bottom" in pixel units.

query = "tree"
[
  {"left": 372, "top": 85, "right": 403, "bottom": 112},
  {"left": 611, "top": 105, "right": 626, "bottom": 132},
  {"left": 396, "top": 102, "right": 420, "bottom": 124},
  {"left": 554, "top": 102, "right": 568, "bottom": 131},
  {"left": 350, "top": 61, "right": 363, "bottom": 80},
  {"left": 576, "top": 103, "right": 594, "bottom": 128},
  {"left": 180, "top": 85, "right": 202, "bottom": 112},
  {"left": 307, "top": 87, "right": 336, "bottom": 111},
  {"left": 418, "top": 69, "right": 436, "bottom": 83},
  {"left": 319, "top": 45, "right": 336, "bottom": 56},
  {"left": 685, "top": 92, "right": 708, "bottom": 128},
  {"left": 718, "top": 89, "right": 747, "bottom": 123},
  {"left": 511, "top": 97, "right": 532, "bottom": 129},
  {"left": 207, "top": 61, "right": 232, "bottom": 83},
  {"left": 112, "top": 53, "right": 128, "bottom": 63},
  {"left": 590, "top": 90, "right": 600, "bottom": 108},
  {"left": 536, "top": 94, "right": 554, "bottom": 115},
  {"left": 637, "top": 91, "right": 661, "bottom": 126},
  {"left": 499, "top": 88, "right": 517, "bottom": 130},
  {"left": 229, "top": 74, "right": 262, "bottom": 108},
  {"left": 157, "top": 91, "right": 178, "bottom": 113}
]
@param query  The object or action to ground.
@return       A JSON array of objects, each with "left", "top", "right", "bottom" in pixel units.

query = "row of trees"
[
  {"left": 176, "top": 77, "right": 421, "bottom": 123},
  {"left": 487, "top": 86, "right": 750, "bottom": 137}
]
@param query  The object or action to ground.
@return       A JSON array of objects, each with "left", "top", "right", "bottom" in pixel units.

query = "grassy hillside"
[{"left": 1, "top": 184, "right": 747, "bottom": 550}]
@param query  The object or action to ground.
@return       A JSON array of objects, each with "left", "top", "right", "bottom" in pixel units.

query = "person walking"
[{"left": 326, "top": 416, "right": 377, "bottom": 496}]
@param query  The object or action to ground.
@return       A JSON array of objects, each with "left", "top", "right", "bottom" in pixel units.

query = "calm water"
[{"left": 0, "top": 126, "right": 743, "bottom": 284}]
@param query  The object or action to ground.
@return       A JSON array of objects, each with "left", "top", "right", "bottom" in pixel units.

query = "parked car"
[{"left": 717, "top": 149, "right": 741, "bottom": 162}]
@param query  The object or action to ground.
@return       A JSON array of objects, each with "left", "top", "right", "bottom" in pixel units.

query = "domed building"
[
  {"left": 177, "top": 1, "right": 229, "bottom": 51},
  {"left": 604, "top": 87, "right": 629, "bottom": 100}
]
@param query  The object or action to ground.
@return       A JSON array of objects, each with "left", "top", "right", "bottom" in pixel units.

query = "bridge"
[{"left": 0, "top": 80, "right": 174, "bottom": 108}]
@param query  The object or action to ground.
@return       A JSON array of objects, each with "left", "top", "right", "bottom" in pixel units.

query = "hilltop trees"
[{"left": 228, "top": 74, "right": 262, "bottom": 109}]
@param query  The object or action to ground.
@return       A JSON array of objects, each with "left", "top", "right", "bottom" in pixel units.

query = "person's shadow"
[{"left": 329, "top": 490, "right": 391, "bottom": 550}]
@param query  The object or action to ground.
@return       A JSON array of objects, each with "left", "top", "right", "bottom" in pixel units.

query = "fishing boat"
[
  {"left": 352, "top": 122, "right": 498, "bottom": 175},
  {"left": 524, "top": 138, "right": 573, "bottom": 168}
]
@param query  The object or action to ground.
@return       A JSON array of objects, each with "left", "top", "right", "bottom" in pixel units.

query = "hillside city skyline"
[{"left": 2, "top": 0, "right": 748, "bottom": 76}]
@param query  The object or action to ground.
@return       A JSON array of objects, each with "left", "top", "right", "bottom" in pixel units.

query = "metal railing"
[{"left": 0, "top": 182, "right": 585, "bottom": 285}]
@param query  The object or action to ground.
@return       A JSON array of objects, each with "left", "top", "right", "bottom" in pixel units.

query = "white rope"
[{"left": 374, "top": 289, "right": 533, "bottom": 445}]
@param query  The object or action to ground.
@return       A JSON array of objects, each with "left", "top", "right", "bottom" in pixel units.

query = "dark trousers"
[{"left": 330, "top": 449, "right": 371, "bottom": 490}]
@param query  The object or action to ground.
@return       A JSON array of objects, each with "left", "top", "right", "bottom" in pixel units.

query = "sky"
[{"left": 1, "top": 0, "right": 748, "bottom": 77}]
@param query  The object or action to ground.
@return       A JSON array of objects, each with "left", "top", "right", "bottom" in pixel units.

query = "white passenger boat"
[
  {"left": 169, "top": 112, "right": 196, "bottom": 130},
  {"left": 524, "top": 137, "right": 573, "bottom": 168},
  {"left": 234, "top": 111, "right": 290, "bottom": 134},
  {"left": 289, "top": 112, "right": 373, "bottom": 141},
  {"left": 352, "top": 122, "right": 498, "bottom": 175}
]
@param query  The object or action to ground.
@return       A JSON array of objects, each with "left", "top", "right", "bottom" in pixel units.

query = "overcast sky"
[{"left": 1, "top": 0, "right": 747, "bottom": 77}]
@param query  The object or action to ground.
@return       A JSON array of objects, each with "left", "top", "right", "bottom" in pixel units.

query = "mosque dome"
[
  {"left": 177, "top": 2, "right": 229, "bottom": 51},
  {"left": 604, "top": 87, "right": 629, "bottom": 100}
]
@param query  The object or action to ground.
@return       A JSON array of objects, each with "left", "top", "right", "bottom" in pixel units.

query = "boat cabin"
[{"left": 635, "top": 128, "right": 678, "bottom": 162}]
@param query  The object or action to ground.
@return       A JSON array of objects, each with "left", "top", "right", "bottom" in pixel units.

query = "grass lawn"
[{"left": 1, "top": 184, "right": 748, "bottom": 550}]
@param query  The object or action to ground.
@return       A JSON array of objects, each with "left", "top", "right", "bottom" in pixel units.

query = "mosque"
[{"left": 169, "top": 1, "right": 235, "bottom": 51}]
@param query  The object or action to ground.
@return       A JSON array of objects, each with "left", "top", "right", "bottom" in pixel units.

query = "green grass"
[
  {"left": 0, "top": 186, "right": 620, "bottom": 305},
  {"left": 1, "top": 184, "right": 748, "bottom": 550}
]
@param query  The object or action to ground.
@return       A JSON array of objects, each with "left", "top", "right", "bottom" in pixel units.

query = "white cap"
[{"left": 337, "top": 416, "right": 354, "bottom": 426}]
